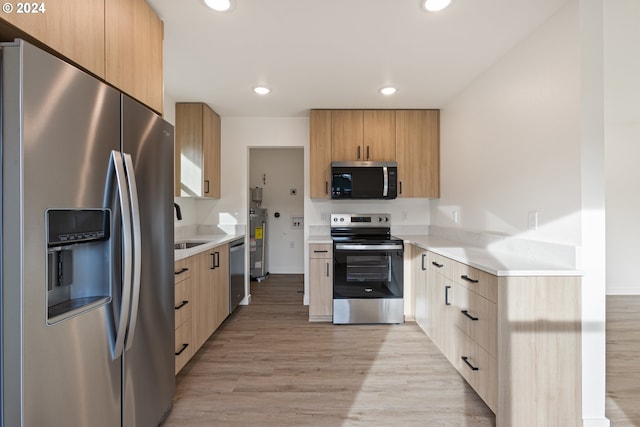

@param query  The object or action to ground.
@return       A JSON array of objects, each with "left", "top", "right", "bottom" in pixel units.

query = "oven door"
[{"left": 333, "top": 242, "right": 404, "bottom": 299}]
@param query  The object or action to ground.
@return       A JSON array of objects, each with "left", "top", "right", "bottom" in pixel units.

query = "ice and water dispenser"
[{"left": 46, "top": 209, "right": 112, "bottom": 324}]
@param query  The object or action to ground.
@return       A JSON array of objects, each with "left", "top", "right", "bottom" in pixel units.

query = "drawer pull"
[
  {"left": 432, "top": 261, "right": 444, "bottom": 268},
  {"left": 461, "top": 310, "right": 479, "bottom": 321},
  {"left": 175, "top": 300, "right": 189, "bottom": 310},
  {"left": 174, "top": 267, "right": 189, "bottom": 275},
  {"left": 314, "top": 250, "right": 328, "bottom": 253},
  {"left": 445, "top": 285, "right": 451, "bottom": 305},
  {"left": 461, "top": 275, "right": 479, "bottom": 283},
  {"left": 175, "top": 343, "right": 189, "bottom": 356},
  {"left": 461, "top": 356, "right": 479, "bottom": 371},
  {"left": 421, "top": 253, "right": 427, "bottom": 271}
]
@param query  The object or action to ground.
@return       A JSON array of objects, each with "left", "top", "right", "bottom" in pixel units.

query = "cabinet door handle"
[
  {"left": 366, "top": 145, "right": 370, "bottom": 160},
  {"left": 174, "top": 300, "right": 189, "bottom": 310},
  {"left": 204, "top": 179, "right": 210, "bottom": 194},
  {"left": 325, "top": 181, "right": 329, "bottom": 195},
  {"left": 210, "top": 252, "right": 216, "bottom": 270},
  {"left": 399, "top": 181, "right": 403, "bottom": 195},
  {"left": 421, "top": 253, "right": 427, "bottom": 271},
  {"left": 174, "top": 267, "right": 189, "bottom": 275},
  {"left": 445, "top": 285, "right": 451, "bottom": 305},
  {"left": 357, "top": 146, "right": 361, "bottom": 160},
  {"left": 326, "top": 262, "right": 329, "bottom": 277},
  {"left": 461, "top": 275, "right": 479, "bottom": 283},
  {"left": 314, "top": 250, "right": 328, "bottom": 253},
  {"left": 214, "top": 251, "right": 220, "bottom": 268},
  {"left": 461, "top": 310, "right": 479, "bottom": 321},
  {"left": 432, "top": 261, "right": 444, "bottom": 268},
  {"left": 461, "top": 356, "right": 479, "bottom": 371},
  {"left": 175, "top": 343, "right": 189, "bottom": 356}
]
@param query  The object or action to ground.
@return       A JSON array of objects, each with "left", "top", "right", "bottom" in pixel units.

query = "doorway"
[{"left": 248, "top": 148, "right": 304, "bottom": 275}]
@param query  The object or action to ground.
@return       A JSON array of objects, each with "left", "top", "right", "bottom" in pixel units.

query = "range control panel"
[{"left": 330, "top": 213, "right": 390, "bottom": 227}]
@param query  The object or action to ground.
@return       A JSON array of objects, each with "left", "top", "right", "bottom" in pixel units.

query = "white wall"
[
  {"left": 604, "top": 0, "right": 640, "bottom": 295},
  {"left": 432, "top": 5, "right": 581, "bottom": 245},
  {"left": 249, "top": 148, "right": 304, "bottom": 274},
  {"left": 435, "top": 1, "right": 608, "bottom": 425}
]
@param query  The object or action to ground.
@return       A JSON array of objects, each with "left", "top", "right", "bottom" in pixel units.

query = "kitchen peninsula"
[{"left": 408, "top": 235, "right": 580, "bottom": 427}]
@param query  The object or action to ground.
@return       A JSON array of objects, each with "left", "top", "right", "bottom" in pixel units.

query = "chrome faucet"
[{"left": 174, "top": 203, "right": 182, "bottom": 220}]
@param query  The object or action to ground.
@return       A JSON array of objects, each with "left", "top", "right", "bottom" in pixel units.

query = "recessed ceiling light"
[
  {"left": 254, "top": 86, "right": 270, "bottom": 95},
  {"left": 204, "top": 0, "right": 232, "bottom": 12},
  {"left": 380, "top": 87, "right": 397, "bottom": 96},
  {"left": 423, "top": 0, "right": 451, "bottom": 12}
]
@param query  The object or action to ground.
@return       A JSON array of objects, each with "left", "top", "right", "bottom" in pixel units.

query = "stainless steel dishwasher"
[{"left": 229, "top": 238, "right": 246, "bottom": 313}]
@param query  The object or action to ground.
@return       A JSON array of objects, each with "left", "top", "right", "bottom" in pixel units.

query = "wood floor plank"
[
  {"left": 165, "top": 278, "right": 640, "bottom": 426},
  {"left": 164, "top": 275, "right": 495, "bottom": 426},
  {"left": 605, "top": 295, "right": 640, "bottom": 426}
]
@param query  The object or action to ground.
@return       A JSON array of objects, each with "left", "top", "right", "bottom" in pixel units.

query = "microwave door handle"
[{"left": 383, "top": 166, "right": 388, "bottom": 197}]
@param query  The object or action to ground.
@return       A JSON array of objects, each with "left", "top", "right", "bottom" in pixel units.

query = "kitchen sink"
[{"left": 174, "top": 241, "right": 207, "bottom": 250}]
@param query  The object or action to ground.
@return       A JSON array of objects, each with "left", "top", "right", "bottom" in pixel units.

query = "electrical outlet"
[{"left": 291, "top": 216, "right": 303, "bottom": 229}]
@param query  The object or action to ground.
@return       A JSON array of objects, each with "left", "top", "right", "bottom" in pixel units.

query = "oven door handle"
[{"left": 335, "top": 243, "right": 403, "bottom": 251}]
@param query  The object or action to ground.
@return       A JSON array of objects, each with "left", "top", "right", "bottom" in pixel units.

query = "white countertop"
[
  {"left": 174, "top": 233, "right": 245, "bottom": 261},
  {"left": 308, "top": 233, "right": 581, "bottom": 277},
  {"left": 308, "top": 235, "right": 332, "bottom": 244},
  {"left": 400, "top": 235, "right": 582, "bottom": 277}
]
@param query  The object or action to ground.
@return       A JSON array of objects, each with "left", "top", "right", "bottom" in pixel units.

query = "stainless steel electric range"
[{"left": 331, "top": 213, "right": 404, "bottom": 324}]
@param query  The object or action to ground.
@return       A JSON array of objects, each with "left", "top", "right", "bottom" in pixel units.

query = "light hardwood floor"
[
  {"left": 165, "top": 274, "right": 495, "bottom": 426},
  {"left": 164, "top": 276, "right": 640, "bottom": 426},
  {"left": 606, "top": 295, "right": 640, "bottom": 426}
]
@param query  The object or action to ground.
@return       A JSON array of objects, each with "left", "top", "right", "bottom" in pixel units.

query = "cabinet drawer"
[
  {"left": 175, "top": 319, "right": 193, "bottom": 374},
  {"left": 310, "top": 243, "right": 332, "bottom": 259},
  {"left": 454, "top": 327, "right": 497, "bottom": 413},
  {"left": 453, "top": 283, "right": 497, "bottom": 357},
  {"left": 454, "top": 262, "right": 497, "bottom": 303},
  {"left": 174, "top": 257, "right": 193, "bottom": 284},
  {"left": 174, "top": 278, "right": 192, "bottom": 328},
  {"left": 427, "top": 251, "right": 455, "bottom": 279}
]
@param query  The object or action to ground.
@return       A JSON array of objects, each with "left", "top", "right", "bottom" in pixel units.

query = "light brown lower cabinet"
[
  {"left": 174, "top": 257, "right": 194, "bottom": 374},
  {"left": 411, "top": 244, "right": 582, "bottom": 427},
  {"left": 174, "top": 243, "right": 230, "bottom": 374},
  {"left": 308, "top": 243, "right": 333, "bottom": 322}
]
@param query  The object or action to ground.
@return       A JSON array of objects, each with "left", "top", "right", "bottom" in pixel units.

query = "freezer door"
[
  {"left": 121, "top": 95, "right": 175, "bottom": 426},
  {"left": 1, "top": 41, "right": 122, "bottom": 426}
]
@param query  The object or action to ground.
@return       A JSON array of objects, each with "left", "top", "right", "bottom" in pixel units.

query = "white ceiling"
[{"left": 147, "top": 0, "right": 569, "bottom": 117}]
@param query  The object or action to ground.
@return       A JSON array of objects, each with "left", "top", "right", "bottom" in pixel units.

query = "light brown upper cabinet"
[
  {"left": 175, "top": 103, "right": 221, "bottom": 198},
  {"left": 395, "top": 110, "right": 440, "bottom": 198},
  {"left": 0, "top": 0, "right": 105, "bottom": 77},
  {"left": 0, "top": 0, "right": 164, "bottom": 114},
  {"left": 309, "top": 109, "right": 439, "bottom": 199},
  {"left": 331, "top": 110, "right": 395, "bottom": 162},
  {"left": 105, "top": 0, "right": 164, "bottom": 114},
  {"left": 310, "top": 110, "right": 332, "bottom": 198},
  {"left": 363, "top": 110, "right": 396, "bottom": 161}
]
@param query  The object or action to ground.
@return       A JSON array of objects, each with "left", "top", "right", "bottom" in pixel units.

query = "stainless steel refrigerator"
[{"left": 0, "top": 40, "right": 175, "bottom": 426}]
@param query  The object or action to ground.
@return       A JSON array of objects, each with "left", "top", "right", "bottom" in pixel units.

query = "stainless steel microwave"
[{"left": 331, "top": 161, "right": 398, "bottom": 200}]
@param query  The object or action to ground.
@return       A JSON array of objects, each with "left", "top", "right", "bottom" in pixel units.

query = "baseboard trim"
[
  {"left": 582, "top": 417, "right": 610, "bottom": 427},
  {"left": 606, "top": 287, "right": 640, "bottom": 295}
]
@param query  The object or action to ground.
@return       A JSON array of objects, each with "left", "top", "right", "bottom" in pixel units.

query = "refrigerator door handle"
[
  {"left": 110, "top": 151, "right": 134, "bottom": 359},
  {"left": 123, "top": 153, "right": 142, "bottom": 351}
]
